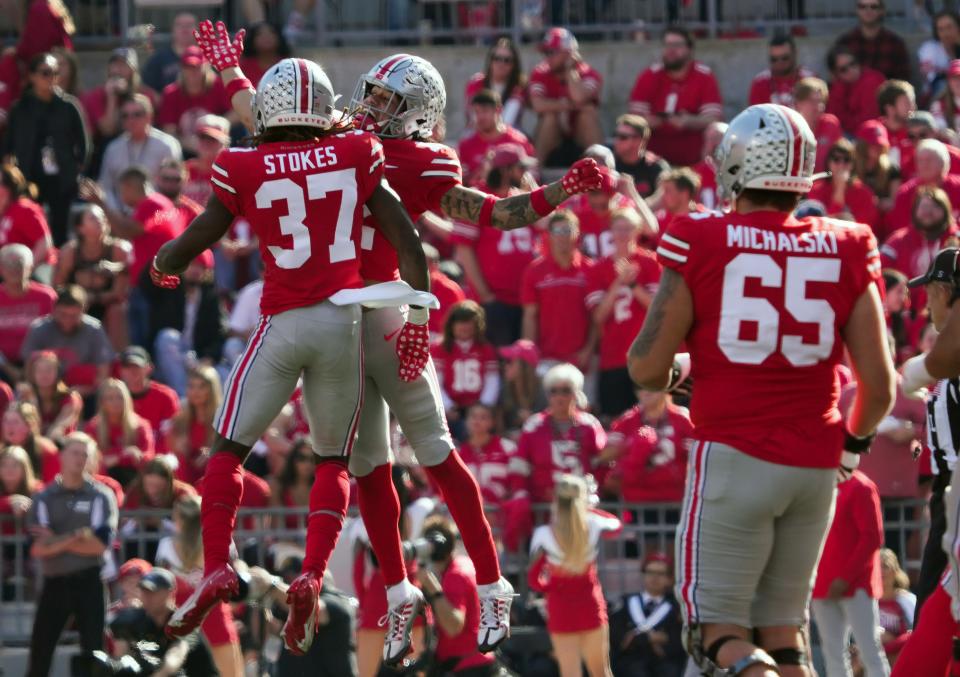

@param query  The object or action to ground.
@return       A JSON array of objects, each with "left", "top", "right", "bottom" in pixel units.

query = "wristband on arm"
[
  {"left": 529, "top": 186, "right": 553, "bottom": 217},
  {"left": 225, "top": 77, "right": 254, "bottom": 101}
]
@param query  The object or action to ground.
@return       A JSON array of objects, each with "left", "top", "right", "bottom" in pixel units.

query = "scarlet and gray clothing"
[{"left": 26, "top": 476, "right": 118, "bottom": 577}]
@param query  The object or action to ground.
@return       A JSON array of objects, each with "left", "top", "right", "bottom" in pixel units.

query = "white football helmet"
[
  {"left": 350, "top": 54, "right": 446, "bottom": 139},
  {"left": 253, "top": 58, "right": 339, "bottom": 134},
  {"left": 715, "top": 103, "right": 817, "bottom": 202}
]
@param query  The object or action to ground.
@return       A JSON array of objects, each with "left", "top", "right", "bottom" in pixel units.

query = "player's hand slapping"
[
  {"left": 395, "top": 308, "right": 430, "bottom": 382},
  {"left": 193, "top": 20, "right": 245, "bottom": 72},
  {"left": 150, "top": 258, "right": 180, "bottom": 289},
  {"left": 560, "top": 158, "right": 603, "bottom": 195}
]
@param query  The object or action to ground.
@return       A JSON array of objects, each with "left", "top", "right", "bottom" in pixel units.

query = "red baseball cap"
[
  {"left": 181, "top": 46, "right": 204, "bottom": 67},
  {"left": 641, "top": 552, "right": 674, "bottom": 574},
  {"left": 856, "top": 119, "right": 890, "bottom": 148},
  {"left": 195, "top": 114, "right": 230, "bottom": 144},
  {"left": 119, "top": 557, "right": 151, "bottom": 579},
  {"left": 499, "top": 339, "right": 539, "bottom": 366},
  {"left": 540, "top": 27, "right": 578, "bottom": 53},
  {"left": 490, "top": 143, "right": 536, "bottom": 169}
]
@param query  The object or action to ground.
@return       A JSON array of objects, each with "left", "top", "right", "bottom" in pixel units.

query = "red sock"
[
  {"left": 357, "top": 463, "right": 406, "bottom": 586},
  {"left": 892, "top": 584, "right": 957, "bottom": 677},
  {"left": 303, "top": 459, "right": 350, "bottom": 577},
  {"left": 424, "top": 450, "right": 500, "bottom": 585},
  {"left": 200, "top": 452, "right": 244, "bottom": 574}
]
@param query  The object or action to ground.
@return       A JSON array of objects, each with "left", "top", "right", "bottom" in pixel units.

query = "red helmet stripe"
[
  {"left": 375, "top": 54, "right": 406, "bottom": 81},
  {"left": 296, "top": 58, "right": 311, "bottom": 114}
]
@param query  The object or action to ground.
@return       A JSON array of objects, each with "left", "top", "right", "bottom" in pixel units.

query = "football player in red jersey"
[
  {"left": 149, "top": 57, "right": 431, "bottom": 657},
  {"left": 627, "top": 103, "right": 896, "bottom": 677},
  {"left": 193, "top": 19, "right": 604, "bottom": 661}
]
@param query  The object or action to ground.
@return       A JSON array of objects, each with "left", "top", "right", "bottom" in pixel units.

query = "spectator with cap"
[
  {"left": 143, "top": 252, "right": 226, "bottom": 395},
  {"left": 108, "top": 566, "right": 218, "bottom": 676},
  {"left": 157, "top": 46, "right": 231, "bottom": 156},
  {"left": 794, "top": 76, "right": 845, "bottom": 172},
  {"left": 586, "top": 210, "right": 661, "bottom": 419},
  {"left": 52, "top": 204, "right": 132, "bottom": 350},
  {"left": 142, "top": 13, "right": 198, "bottom": 93},
  {"left": 528, "top": 27, "right": 604, "bottom": 165},
  {"left": 807, "top": 138, "right": 880, "bottom": 227},
  {"left": 93, "top": 94, "right": 182, "bottom": 212},
  {"left": 834, "top": 0, "right": 910, "bottom": 81},
  {"left": 690, "top": 121, "right": 727, "bottom": 210},
  {"left": 900, "top": 111, "right": 960, "bottom": 180},
  {"left": 154, "top": 158, "right": 203, "bottom": 230},
  {"left": 499, "top": 338, "right": 540, "bottom": 429},
  {"left": 0, "top": 163, "right": 53, "bottom": 268},
  {"left": 423, "top": 242, "right": 465, "bottom": 338},
  {"left": 457, "top": 89, "right": 535, "bottom": 187},
  {"left": 21, "top": 285, "right": 114, "bottom": 401},
  {"left": 886, "top": 140, "right": 960, "bottom": 235},
  {"left": 25, "top": 431, "right": 118, "bottom": 677},
  {"left": 2, "top": 52, "right": 88, "bottom": 246},
  {"left": 826, "top": 45, "right": 887, "bottom": 135},
  {"left": 0, "top": 244, "right": 55, "bottom": 381},
  {"left": 932, "top": 59, "right": 960, "bottom": 133},
  {"left": 183, "top": 114, "right": 231, "bottom": 207},
  {"left": 80, "top": 48, "right": 158, "bottom": 158},
  {"left": 628, "top": 26, "right": 723, "bottom": 167},
  {"left": 612, "top": 114, "right": 669, "bottom": 199},
  {"left": 749, "top": 34, "right": 815, "bottom": 107},
  {"left": 855, "top": 119, "right": 901, "bottom": 216},
  {"left": 566, "top": 166, "right": 638, "bottom": 260},
  {"left": 118, "top": 345, "right": 180, "bottom": 451},
  {"left": 608, "top": 553, "right": 685, "bottom": 677},
  {"left": 464, "top": 37, "right": 527, "bottom": 130},
  {"left": 876, "top": 79, "right": 916, "bottom": 171},
  {"left": 109, "top": 557, "right": 150, "bottom": 618},
  {"left": 521, "top": 210, "right": 595, "bottom": 369}
]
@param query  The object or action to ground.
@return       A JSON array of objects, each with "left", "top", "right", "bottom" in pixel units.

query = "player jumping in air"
[
  {"left": 628, "top": 103, "right": 896, "bottom": 676},
  {"left": 151, "top": 57, "right": 434, "bottom": 656}
]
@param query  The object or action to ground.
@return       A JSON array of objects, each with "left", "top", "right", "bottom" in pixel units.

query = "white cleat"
[
  {"left": 477, "top": 577, "right": 515, "bottom": 652},
  {"left": 379, "top": 581, "right": 425, "bottom": 666}
]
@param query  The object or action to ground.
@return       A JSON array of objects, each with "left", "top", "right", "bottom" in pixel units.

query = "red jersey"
[
  {"left": 826, "top": 67, "right": 886, "bottom": 135},
  {"left": 607, "top": 404, "right": 693, "bottom": 502},
  {"left": 360, "top": 139, "right": 462, "bottom": 281},
  {"left": 813, "top": 114, "right": 845, "bottom": 173},
  {"left": 585, "top": 250, "right": 662, "bottom": 370},
  {"left": 457, "top": 125, "right": 534, "bottom": 186},
  {"left": 211, "top": 131, "right": 385, "bottom": 315},
  {"left": 450, "top": 220, "right": 537, "bottom": 305},
  {"left": 0, "top": 282, "right": 56, "bottom": 362},
  {"left": 458, "top": 436, "right": 516, "bottom": 506},
  {"left": 130, "top": 381, "right": 180, "bottom": 453},
  {"left": 628, "top": 61, "right": 723, "bottom": 166},
  {"left": 899, "top": 140, "right": 960, "bottom": 181},
  {"left": 434, "top": 557, "right": 495, "bottom": 671},
  {"left": 173, "top": 195, "right": 202, "bottom": 229},
  {"left": 510, "top": 410, "right": 607, "bottom": 504},
  {"left": 130, "top": 193, "right": 185, "bottom": 283},
  {"left": 692, "top": 160, "right": 719, "bottom": 210},
  {"left": 431, "top": 338, "right": 499, "bottom": 408},
  {"left": 656, "top": 210, "right": 881, "bottom": 468},
  {"left": 886, "top": 175, "right": 960, "bottom": 236},
  {"left": 880, "top": 222, "right": 958, "bottom": 311},
  {"left": 84, "top": 416, "right": 155, "bottom": 471},
  {"left": 0, "top": 197, "right": 51, "bottom": 258},
  {"left": 528, "top": 61, "right": 602, "bottom": 105},
  {"left": 883, "top": 122, "right": 912, "bottom": 176},
  {"left": 748, "top": 67, "right": 815, "bottom": 107},
  {"left": 156, "top": 81, "right": 230, "bottom": 134},
  {"left": 184, "top": 159, "right": 214, "bottom": 207},
  {"left": 428, "top": 268, "right": 466, "bottom": 335},
  {"left": 564, "top": 192, "right": 636, "bottom": 259},
  {"left": 520, "top": 252, "right": 593, "bottom": 362},
  {"left": 807, "top": 178, "right": 880, "bottom": 231},
  {"left": 16, "top": 0, "right": 72, "bottom": 64}
]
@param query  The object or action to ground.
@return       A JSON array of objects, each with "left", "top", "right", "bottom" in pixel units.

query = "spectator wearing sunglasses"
[
  {"left": 826, "top": 45, "right": 887, "bottom": 135},
  {"left": 833, "top": 0, "right": 910, "bottom": 82},
  {"left": 808, "top": 139, "right": 880, "bottom": 228},
  {"left": 900, "top": 111, "right": 960, "bottom": 181},
  {"left": 612, "top": 114, "right": 669, "bottom": 199},
  {"left": 748, "top": 34, "right": 814, "bottom": 107},
  {"left": 464, "top": 37, "right": 527, "bottom": 130}
]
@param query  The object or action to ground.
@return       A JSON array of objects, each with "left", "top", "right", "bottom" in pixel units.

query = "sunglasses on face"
[
  {"left": 908, "top": 132, "right": 926, "bottom": 141},
  {"left": 836, "top": 61, "right": 857, "bottom": 74},
  {"left": 550, "top": 225, "right": 574, "bottom": 236},
  {"left": 158, "top": 175, "right": 182, "bottom": 183},
  {"left": 543, "top": 49, "right": 560, "bottom": 56},
  {"left": 491, "top": 54, "right": 513, "bottom": 64},
  {"left": 122, "top": 110, "right": 147, "bottom": 119},
  {"left": 36, "top": 68, "right": 58, "bottom": 78},
  {"left": 614, "top": 132, "right": 639, "bottom": 140},
  {"left": 829, "top": 155, "right": 852, "bottom": 164},
  {"left": 548, "top": 386, "right": 574, "bottom": 396}
]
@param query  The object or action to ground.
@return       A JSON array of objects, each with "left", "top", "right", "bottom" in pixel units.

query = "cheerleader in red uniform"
[{"left": 528, "top": 474, "right": 621, "bottom": 677}]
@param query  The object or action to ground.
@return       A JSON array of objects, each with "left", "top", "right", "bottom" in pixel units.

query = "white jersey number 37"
[{"left": 718, "top": 253, "right": 841, "bottom": 367}]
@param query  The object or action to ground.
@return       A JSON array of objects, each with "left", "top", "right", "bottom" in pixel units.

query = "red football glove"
[
  {"left": 193, "top": 20, "right": 245, "bottom": 73},
  {"left": 150, "top": 258, "right": 180, "bottom": 289},
  {"left": 395, "top": 308, "right": 430, "bottom": 382},
  {"left": 560, "top": 157, "right": 603, "bottom": 195}
]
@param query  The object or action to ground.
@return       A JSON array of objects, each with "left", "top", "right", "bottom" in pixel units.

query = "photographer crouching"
[{"left": 413, "top": 516, "right": 514, "bottom": 677}]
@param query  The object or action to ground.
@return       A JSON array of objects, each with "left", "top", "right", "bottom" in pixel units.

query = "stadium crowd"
[{"left": 0, "top": 0, "right": 955, "bottom": 675}]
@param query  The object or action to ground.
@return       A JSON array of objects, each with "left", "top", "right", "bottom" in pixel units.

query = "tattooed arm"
[
  {"left": 626, "top": 268, "right": 694, "bottom": 390},
  {"left": 439, "top": 182, "right": 569, "bottom": 231}
]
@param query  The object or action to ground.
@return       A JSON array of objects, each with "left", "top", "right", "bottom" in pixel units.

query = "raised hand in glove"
[
  {"left": 193, "top": 20, "right": 245, "bottom": 72},
  {"left": 560, "top": 158, "right": 603, "bottom": 195}
]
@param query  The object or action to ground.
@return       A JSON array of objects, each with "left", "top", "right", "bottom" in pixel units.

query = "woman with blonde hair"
[
  {"left": 21, "top": 350, "right": 81, "bottom": 443},
  {"left": 156, "top": 495, "right": 243, "bottom": 677},
  {"left": 2, "top": 401, "right": 59, "bottom": 482},
  {"left": 528, "top": 474, "right": 621, "bottom": 677},
  {"left": 168, "top": 365, "right": 221, "bottom": 484},
  {"left": 878, "top": 548, "right": 916, "bottom": 666},
  {"left": 83, "top": 378, "right": 154, "bottom": 486}
]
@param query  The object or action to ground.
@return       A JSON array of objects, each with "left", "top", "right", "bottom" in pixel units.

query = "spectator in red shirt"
[
  {"left": 118, "top": 346, "right": 180, "bottom": 454},
  {"left": 0, "top": 164, "right": 52, "bottom": 266},
  {"left": 154, "top": 159, "right": 203, "bottom": 238},
  {"left": 16, "top": 0, "right": 74, "bottom": 65},
  {"left": 655, "top": 168, "right": 703, "bottom": 234},
  {"left": 80, "top": 48, "right": 157, "bottom": 153},
  {"left": 167, "top": 365, "right": 220, "bottom": 484},
  {"left": 876, "top": 79, "right": 916, "bottom": 173},
  {"left": 458, "top": 403, "right": 516, "bottom": 511},
  {"left": 182, "top": 114, "right": 230, "bottom": 208},
  {"left": 628, "top": 26, "right": 723, "bottom": 167},
  {"left": 794, "top": 76, "right": 845, "bottom": 172},
  {"left": 432, "top": 301, "right": 500, "bottom": 440},
  {"left": 833, "top": 0, "right": 911, "bottom": 81},
  {"left": 602, "top": 390, "right": 693, "bottom": 503},
  {"left": 826, "top": 45, "right": 887, "bottom": 135},
  {"left": 855, "top": 119, "right": 902, "bottom": 217},
  {"left": 528, "top": 27, "right": 603, "bottom": 164},
  {"left": 157, "top": 47, "right": 231, "bottom": 156},
  {"left": 20, "top": 350, "right": 81, "bottom": 444},
  {"left": 423, "top": 243, "right": 465, "bottom": 338},
  {"left": 464, "top": 37, "right": 527, "bottom": 130},
  {"left": 689, "top": 121, "right": 726, "bottom": 211},
  {"left": 931, "top": 59, "right": 960, "bottom": 133},
  {"left": 2, "top": 402, "right": 58, "bottom": 483},
  {"left": 878, "top": 548, "right": 916, "bottom": 666},
  {"left": 238, "top": 22, "right": 290, "bottom": 88},
  {"left": 612, "top": 114, "right": 670, "bottom": 198},
  {"left": 811, "top": 454, "right": 888, "bottom": 677},
  {"left": 120, "top": 456, "right": 196, "bottom": 562},
  {"left": 586, "top": 210, "right": 661, "bottom": 418},
  {"left": 85, "top": 377, "right": 154, "bottom": 486},
  {"left": 458, "top": 89, "right": 535, "bottom": 187},
  {"left": 749, "top": 34, "right": 815, "bottom": 107},
  {"left": 0, "top": 244, "right": 55, "bottom": 378},
  {"left": 565, "top": 166, "right": 637, "bottom": 260},
  {"left": 807, "top": 138, "right": 880, "bottom": 228},
  {"left": 899, "top": 111, "right": 960, "bottom": 180},
  {"left": 521, "top": 210, "right": 596, "bottom": 368},
  {"left": 886, "top": 140, "right": 960, "bottom": 235},
  {"left": 881, "top": 270, "right": 917, "bottom": 364},
  {"left": 52, "top": 205, "right": 132, "bottom": 350}
]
